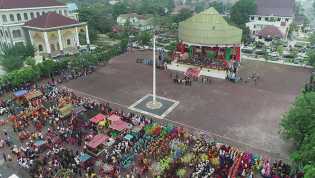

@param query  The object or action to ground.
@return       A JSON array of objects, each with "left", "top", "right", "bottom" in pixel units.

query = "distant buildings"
[
  {"left": 246, "top": 0, "right": 295, "bottom": 43},
  {"left": 0, "top": 0, "right": 89, "bottom": 57},
  {"left": 116, "top": 13, "right": 153, "bottom": 31}
]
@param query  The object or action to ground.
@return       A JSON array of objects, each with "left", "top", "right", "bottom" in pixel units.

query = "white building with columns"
[{"left": 0, "top": 0, "right": 90, "bottom": 57}]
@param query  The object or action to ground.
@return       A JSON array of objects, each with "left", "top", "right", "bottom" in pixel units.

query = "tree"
[
  {"left": 281, "top": 92, "right": 315, "bottom": 176},
  {"left": 25, "top": 57, "right": 36, "bottom": 67},
  {"left": 195, "top": 2, "right": 206, "bottom": 13},
  {"left": 208, "top": 1, "right": 225, "bottom": 14},
  {"left": 174, "top": 8, "right": 193, "bottom": 23},
  {"left": 307, "top": 50, "right": 315, "bottom": 67},
  {"left": 230, "top": 0, "right": 256, "bottom": 27},
  {"left": 112, "top": 2, "right": 128, "bottom": 18},
  {"left": 309, "top": 32, "right": 315, "bottom": 46},
  {"left": 137, "top": 32, "right": 151, "bottom": 46},
  {"left": 0, "top": 42, "right": 35, "bottom": 72}
]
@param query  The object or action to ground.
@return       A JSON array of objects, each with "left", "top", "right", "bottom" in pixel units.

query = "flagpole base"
[{"left": 146, "top": 100, "right": 163, "bottom": 110}]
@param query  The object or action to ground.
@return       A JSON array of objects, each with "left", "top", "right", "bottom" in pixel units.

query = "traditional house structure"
[
  {"left": 0, "top": 0, "right": 90, "bottom": 57},
  {"left": 176, "top": 7, "right": 242, "bottom": 69},
  {"left": 246, "top": 0, "right": 295, "bottom": 42}
]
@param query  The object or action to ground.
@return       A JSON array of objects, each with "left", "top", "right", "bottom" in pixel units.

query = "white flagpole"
[{"left": 153, "top": 35, "right": 156, "bottom": 103}]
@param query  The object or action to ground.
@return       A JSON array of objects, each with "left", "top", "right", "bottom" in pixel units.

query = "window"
[
  {"left": 38, "top": 44, "right": 43, "bottom": 52},
  {"left": 9, "top": 14, "right": 15, "bottom": 21},
  {"left": 265, "top": 17, "right": 269, "bottom": 21},
  {"left": 254, "top": 25, "right": 256, "bottom": 29},
  {"left": 30, "top": 12, "right": 34, "bottom": 19},
  {"left": 64, "top": 10, "right": 68, "bottom": 16},
  {"left": 12, "top": 30, "right": 22, "bottom": 38},
  {"left": 0, "top": 30, "right": 3, "bottom": 37},
  {"left": 59, "top": 10, "right": 62, "bottom": 14},
  {"left": 258, "top": 17, "right": 261, "bottom": 20},
  {"left": 17, "top": 13, "right": 22, "bottom": 21},
  {"left": 36, "top": 12, "right": 40, "bottom": 17},
  {"left": 67, "top": 39, "right": 71, "bottom": 45},
  {"left": 2, "top": 15, "right": 7, "bottom": 22},
  {"left": 285, "top": 18, "right": 289, "bottom": 22},
  {"left": 277, "top": 18, "right": 281, "bottom": 21},
  {"left": 23, "top": 13, "right": 28, "bottom": 20},
  {"left": 251, "top": 16, "right": 254, "bottom": 20}
]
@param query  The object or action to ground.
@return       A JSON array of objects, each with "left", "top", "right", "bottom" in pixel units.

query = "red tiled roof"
[
  {"left": 0, "top": 0, "right": 65, "bottom": 9},
  {"left": 24, "top": 12, "right": 80, "bottom": 29},
  {"left": 257, "top": 25, "right": 283, "bottom": 38}
]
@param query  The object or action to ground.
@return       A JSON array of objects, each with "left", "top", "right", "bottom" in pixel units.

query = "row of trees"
[
  {"left": 281, "top": 89, "right": 315, "bottom": 177},
  {"left": 0, "top": 45, "right": 123, "bottom": 88}
]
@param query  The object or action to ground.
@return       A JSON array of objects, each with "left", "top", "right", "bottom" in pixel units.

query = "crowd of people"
[{"left": 0, "top": 80, "right": 304, "bottom": 178}]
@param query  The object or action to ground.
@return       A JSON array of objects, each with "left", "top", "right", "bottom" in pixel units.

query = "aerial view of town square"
[{"left": 0, "top": 0, "right": 314, "bottom": 177}]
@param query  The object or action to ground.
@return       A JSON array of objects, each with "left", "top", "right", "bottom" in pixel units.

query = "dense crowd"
[{"left": 0, "top": 82, "right": 304, "bottom": 178}]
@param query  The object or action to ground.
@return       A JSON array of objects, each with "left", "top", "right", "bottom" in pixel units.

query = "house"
[
  {"left": 117, "top": 13, "right": 153, "bottom": 31},
  {"left": 246, "top": 0, "right": 295, "bottom": 43},
  {"left": 0, "top": 0, "right": 90, "bottom": 57}
]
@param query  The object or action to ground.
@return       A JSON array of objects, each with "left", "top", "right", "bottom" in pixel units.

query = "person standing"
[{"left": 2, "top": 153, "right": 6, "bottom": 162}]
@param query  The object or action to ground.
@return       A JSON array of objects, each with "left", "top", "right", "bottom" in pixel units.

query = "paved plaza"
[{"left": 64, "top": 50, "right": 311, "bottom": 159}]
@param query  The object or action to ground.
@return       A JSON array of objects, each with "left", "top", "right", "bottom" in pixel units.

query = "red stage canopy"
[
  {"left": 87, "top": 134, "right": 109, "bottom": 149},
  {"left": 90, "top": 113, "right": 106, "bottom": 124}
]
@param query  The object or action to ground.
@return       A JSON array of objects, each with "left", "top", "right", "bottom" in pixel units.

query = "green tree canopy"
[
  {"left": 173, "top": 8, "right": 193, "bottom": 23},
  {"left": 307, "top": 50, "right": 315, "bottom": 67},
  {"left": 230, "top": 0, "right": 256, "bottom": 27},
  {"left": 0, "top": 43, "right": 35, "bottom": 72},
  {"left": 281, "top": 92, "right": 315, "bottom": 176},
  {"left": 137, "top": 31, "right": 151, "bottom": 46}
]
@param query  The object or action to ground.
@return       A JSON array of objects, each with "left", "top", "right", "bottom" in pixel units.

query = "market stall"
[
  {"left": 86, "top": 134, "right": 109, "bottom": 157},
  {"left": 90, "top": 113, "right": 106, "bottom": 124},
  {"left": 58, "top": 104, "right": 73, "bottom": 118}
]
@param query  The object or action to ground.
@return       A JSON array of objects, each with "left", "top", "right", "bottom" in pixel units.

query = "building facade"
[
  {"left": 117, "top": 13, "right": 153, "bottom": 31},
  {"left": 0, "top": 0, "right": 89, "bottom": 57},
  {"left": 246, "top": 0, "right": 295, "bottom": 42}
]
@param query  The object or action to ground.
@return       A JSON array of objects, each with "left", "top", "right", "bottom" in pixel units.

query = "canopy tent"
[
  {"left": 79, "top": 153, "right": 91, "bottom": 162},
  {"left": 25, "top": 90, "right": 43, "bottom": 101},
  {"left": 107, "top": 114, "right": 121, "bottom": 122},
  {"left": 90, "top": 113, "right": 106, "bottom": 124},
  {"left": 124, "top": 134, "right": 134, "bottom": 141},
  {"left": 73, "top": 106, "right": 87, "bottom": 115},
  {"left": 14, "top": 90, "right": 28, "bottom": 97},
  {"left": 87, "top": 134, "right": 109, "bottom": 149},
  {"left": 109, "top": 120, "right": 130, "bottom": 131},
  {"left": 59, "top": 104, "right": 73, "bottom": 118},
  {"left": 178, "top": 7, "right": 242, "bottom": 46}
]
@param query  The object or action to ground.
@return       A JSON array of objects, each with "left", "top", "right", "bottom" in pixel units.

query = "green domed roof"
[{"left": 178, "top": 7, "right": 242, "bottom": 46}]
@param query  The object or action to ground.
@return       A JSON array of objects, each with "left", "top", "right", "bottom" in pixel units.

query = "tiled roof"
[
  {"left": 0, "top": 0, "right": 65, "bottom": 9},
  {"left": 24, "top": 12, "right": 80, "bottom": 29},
  {"left": 256, "top": 0, "right": 295, "bottom": 17},
  {"left": 257, "top": 25, "right": 283, "bottom": 38}
]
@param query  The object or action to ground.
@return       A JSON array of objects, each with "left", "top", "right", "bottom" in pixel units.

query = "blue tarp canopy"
[
  {"left": 79, "top": 153, "right": 91, "bottom": 162},
  {"left": 14, "top": 90, "right": 28, "bottom": 97}
]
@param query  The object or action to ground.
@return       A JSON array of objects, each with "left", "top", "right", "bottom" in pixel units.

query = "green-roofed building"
[
  {"left": 176, "top": 7, "right": 242, "bottom": 66},
  {"left": 179, "top": 7, "right": 242, "bottom": 46}
]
